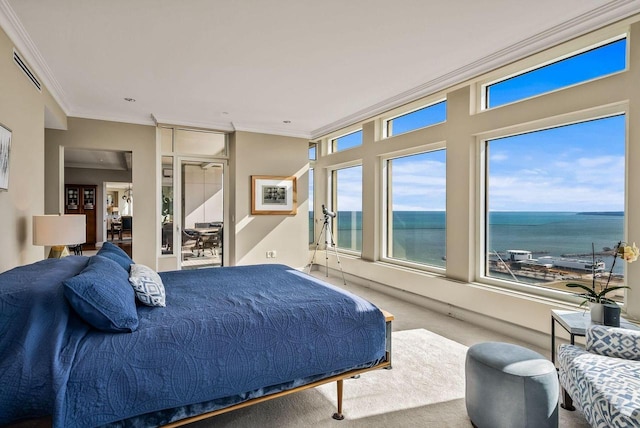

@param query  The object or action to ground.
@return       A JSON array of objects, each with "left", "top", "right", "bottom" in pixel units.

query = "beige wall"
[
  {"left": 0, "top": 25, "right": 63, "bottom": 271},
  {"left": 231, "top": 131, "right": 309, "bottom": 268},
  {"left": 312, "top": 18, "right": 640, "bottom": 345},
  {"left": 45, "top": 118, "right": 156, "bottom": 267}
]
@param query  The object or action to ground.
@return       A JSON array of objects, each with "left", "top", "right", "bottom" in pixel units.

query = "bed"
[{"left": 0, "top": 243, "right": 391, "bottom": 427}]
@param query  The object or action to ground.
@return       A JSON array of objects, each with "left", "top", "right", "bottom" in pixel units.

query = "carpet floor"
[{"left": 186, "top": 328, "right": 589, "bottom": 427}]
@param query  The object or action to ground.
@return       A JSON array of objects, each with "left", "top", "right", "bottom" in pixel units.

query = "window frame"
[
  {"left": 383, "top": 99, "right": 447, "bottom": 139},
  {"left": 329, "top": 129, "right": 363, "bottom": 154},
  {"left": 309, "top": 142, "right": 317, "bottom": 160},
  {"left": 476, "top": 104, "right": 629, "bottom": 303},
  {"left": 380, "top": 142, "right": 447, "bottom": 273},
  {"left": 478, "top": 32, "right": 628, "bottom": 112},
  {"left": 327, "top": 160, "right": 363, "bottom": 256}
]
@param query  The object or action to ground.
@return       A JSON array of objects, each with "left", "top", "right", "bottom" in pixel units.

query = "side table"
[{"left": 550, "top": 309, "right": 639, "bottom": 364}]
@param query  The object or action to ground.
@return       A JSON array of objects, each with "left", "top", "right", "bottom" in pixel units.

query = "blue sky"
[
  {"left": 489, "top": 115, "right": 625, "bottom": 211},
  {"left": 328, "top": 38, "right": 627, "bottom": 212}
]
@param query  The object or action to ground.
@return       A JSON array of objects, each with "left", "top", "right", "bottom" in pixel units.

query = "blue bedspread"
[
  {"left": 0, "top": 261, "right": 385, "bottom": 427},
  {"left": 0, "top": 256, "right": 91, "bottom": 423}
]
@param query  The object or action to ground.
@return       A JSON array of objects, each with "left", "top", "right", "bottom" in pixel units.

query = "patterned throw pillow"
[
  {"left": 128, "top": 264, "right": 166, "bottom": 307},
  {"left": 586, "top": 325, "right": 640, "bottom": 360}
]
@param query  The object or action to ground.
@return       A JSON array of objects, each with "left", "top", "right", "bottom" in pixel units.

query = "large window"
[
  {"left": 333, "top": 165, "right": 362, "bottom": 252},
  {"left": 331, "top": 130, "right": 362, "bottom": 152},
  {"left": 485, "top": 115, "right": 625, "bottom": 300},
  {"left": 386, "top": 100, "right": 446, "bottom": 137},
  {"left": 485, "top": 37, "right": 627, "bottom": 108},
  {"left": 386, "top": 149, "right": 446, "bottom": 268}
]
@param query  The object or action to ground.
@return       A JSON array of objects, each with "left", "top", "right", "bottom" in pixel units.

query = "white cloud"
[{"left": 490, "top": 152, "right": 509, "bottom": 162}]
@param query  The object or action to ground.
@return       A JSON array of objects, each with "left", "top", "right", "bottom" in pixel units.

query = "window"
[
  {"left": 331, "top": 130, "right": 362, "bottom": 152},
  {"left": 309, "top": 168, "right": 314, "bottom": 244},
  {"left": 160, "top": 156, "right": 174, "bottom": 255},
  {"left": 386, "top": 150, "right": 446, "bottom": 268},
  {"left": 309, "top": 144, "right": 316, "bottom": 160},
  {"left": 386, "top": 101, "right": 446, "bottom": 137},
  {"left": 486, "top": 38, "right": 626, "bottom": 108},
  {"left": 484, "top": 115, "right": 625, "bottom": 301},
  {"left": 333, "top": 165, "right": 362, "bottom": 252}
]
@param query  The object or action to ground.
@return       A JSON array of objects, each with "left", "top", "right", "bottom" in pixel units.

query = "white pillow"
[{"left": 128, "top": 264, "right": 166, "bottom": 307}]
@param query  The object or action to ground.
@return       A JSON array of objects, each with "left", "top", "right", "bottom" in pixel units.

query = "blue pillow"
[
  {"left": 63, "top": 255, "right": 139, "bottom": 332},
  {"left": 97, "top": 241, "right": 134, "bottom": 272}
]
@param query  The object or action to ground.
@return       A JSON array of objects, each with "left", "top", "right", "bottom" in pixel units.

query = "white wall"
[{"left": 183, "top": 164, "right": 223, "bottom": 227}]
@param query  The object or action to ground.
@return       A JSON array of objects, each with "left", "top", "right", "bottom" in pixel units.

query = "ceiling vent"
[{"left": 13, "top": 49, "right": 41, "bottom": 92}]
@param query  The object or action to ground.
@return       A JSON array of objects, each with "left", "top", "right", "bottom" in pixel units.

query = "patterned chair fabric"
[
  {"left": 558, "top": 326, "right": 640, "bottom": 428},
  {"left": 587, "top": 325, "right": 640, "bottom": 361}
]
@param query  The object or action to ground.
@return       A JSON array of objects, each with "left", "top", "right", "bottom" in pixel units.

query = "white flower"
[{"left": 621, "top": 242, "right": 640, "bottom": 263}]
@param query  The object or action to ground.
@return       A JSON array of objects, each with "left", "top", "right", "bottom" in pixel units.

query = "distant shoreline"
[{"left": 577, "top": 211, "right": 624, "bottom": 216}]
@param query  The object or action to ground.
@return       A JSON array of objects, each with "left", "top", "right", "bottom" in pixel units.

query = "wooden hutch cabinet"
[{"left": 65, "top": 184, "right": 97, "bottom": 246}]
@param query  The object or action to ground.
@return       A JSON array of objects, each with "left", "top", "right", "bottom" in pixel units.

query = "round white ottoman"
[{"left": 465, "top": 342, "right": 558, "bottom": 428}]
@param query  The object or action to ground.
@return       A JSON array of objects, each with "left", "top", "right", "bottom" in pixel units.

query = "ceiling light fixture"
[{"left": 124, "top": 97, "right": 136, "bottom": 102}]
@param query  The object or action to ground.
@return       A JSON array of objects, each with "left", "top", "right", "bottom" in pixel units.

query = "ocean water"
[{"left": 310, "top": 211, "right": 625, "bottom": 273}]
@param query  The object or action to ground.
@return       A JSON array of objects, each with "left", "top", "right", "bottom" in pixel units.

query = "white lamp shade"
[{"left": 33, "top": 215, "right": 86, "bottom": 246}]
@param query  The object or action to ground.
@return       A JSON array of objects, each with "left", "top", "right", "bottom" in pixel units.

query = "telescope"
[
  {"left": 308, "top": 204, "right": 346, "bottom": 285},
  {"left": 322, "top": 204, "right": 336, "bottom": 218}
]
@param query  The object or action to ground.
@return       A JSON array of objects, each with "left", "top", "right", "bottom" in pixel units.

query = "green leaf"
[
  {"left": 565, "top": 283, "right": 597, "bottom": 297},
  {"left": 596, "top": 285, "right": 630, "bottom": 299}
]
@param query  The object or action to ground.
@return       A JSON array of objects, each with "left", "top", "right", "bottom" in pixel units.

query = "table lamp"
[{"left": 33, "top": 214, "right": 86, "bottom": 258}]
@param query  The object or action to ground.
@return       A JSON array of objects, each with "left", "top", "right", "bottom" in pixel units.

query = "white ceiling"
[
  {"left": 65, "top": 148, "right": 131, "bottom": 170},
  {"left": 2, "top": 0, "right": 639, "bottom": 139}
]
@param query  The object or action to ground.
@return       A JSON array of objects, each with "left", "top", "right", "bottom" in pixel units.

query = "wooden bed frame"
[{"left": 165, "top": 310, "right": 394, "bottom": 427}]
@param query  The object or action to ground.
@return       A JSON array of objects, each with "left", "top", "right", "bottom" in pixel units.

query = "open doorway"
[
  {"left": 104, "top": 181, "right": 133, "bottom": 256},
  {"left": 64, "top": 148, "right": 132, "bottom": 256},
  {"left": 179, "top": 160, "right": 224, "bottom": 269}
]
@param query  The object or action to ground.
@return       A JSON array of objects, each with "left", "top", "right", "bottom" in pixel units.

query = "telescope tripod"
[{"left": 307, "top": 215, "right": 346, "bottom": 285}]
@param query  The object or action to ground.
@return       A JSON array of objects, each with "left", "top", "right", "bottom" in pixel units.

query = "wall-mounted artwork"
[
  {"left": 0, "top": 123, "right": 11, "bottom": 191},
  {"left": 251, "top": 175, "right": 297, "bottom": 215}
]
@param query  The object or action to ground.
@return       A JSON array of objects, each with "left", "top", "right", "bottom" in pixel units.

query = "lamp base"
[{"left": 48, "top": 245, "right": 70, "bottom": 258}]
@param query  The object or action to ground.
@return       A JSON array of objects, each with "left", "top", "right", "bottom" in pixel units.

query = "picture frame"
[
  {"left": 0, "top": 123, "right": 11, "bottom": 191},
  {"left": 251, "top": 175, "right": 297, "bottom": 215}
]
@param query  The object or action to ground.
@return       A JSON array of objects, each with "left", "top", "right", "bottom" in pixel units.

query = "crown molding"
[
  {"left": 150, "top": 115, "right": 236, "bottom": 132},
  {"left": 69, "top": 111, "right": 156, "bottom": 127},
  {"left": 0, "top": 0, "right": 70, "bottom": 114},
  {"left": 311, "top": 0, "right": 640, "bottom": 139},
  {"left": 231, "top": 122, "right": 312, "bottom": 139}
]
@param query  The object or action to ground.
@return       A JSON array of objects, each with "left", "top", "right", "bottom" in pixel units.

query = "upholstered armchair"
[{"left": 558, "top": 325, "right": 640, "bottom": 427}]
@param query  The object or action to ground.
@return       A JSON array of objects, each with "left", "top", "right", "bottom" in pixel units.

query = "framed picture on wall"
[
  {"left": 0, "top": 123, "right": 11, "bottom": 191},
  {"left": 251, "top": 175, "right": 297, "bottom": 215}
]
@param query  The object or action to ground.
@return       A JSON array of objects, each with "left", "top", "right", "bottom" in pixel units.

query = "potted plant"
[{"left": 566, "top": 241, "right": 637, "bottom": 322}]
